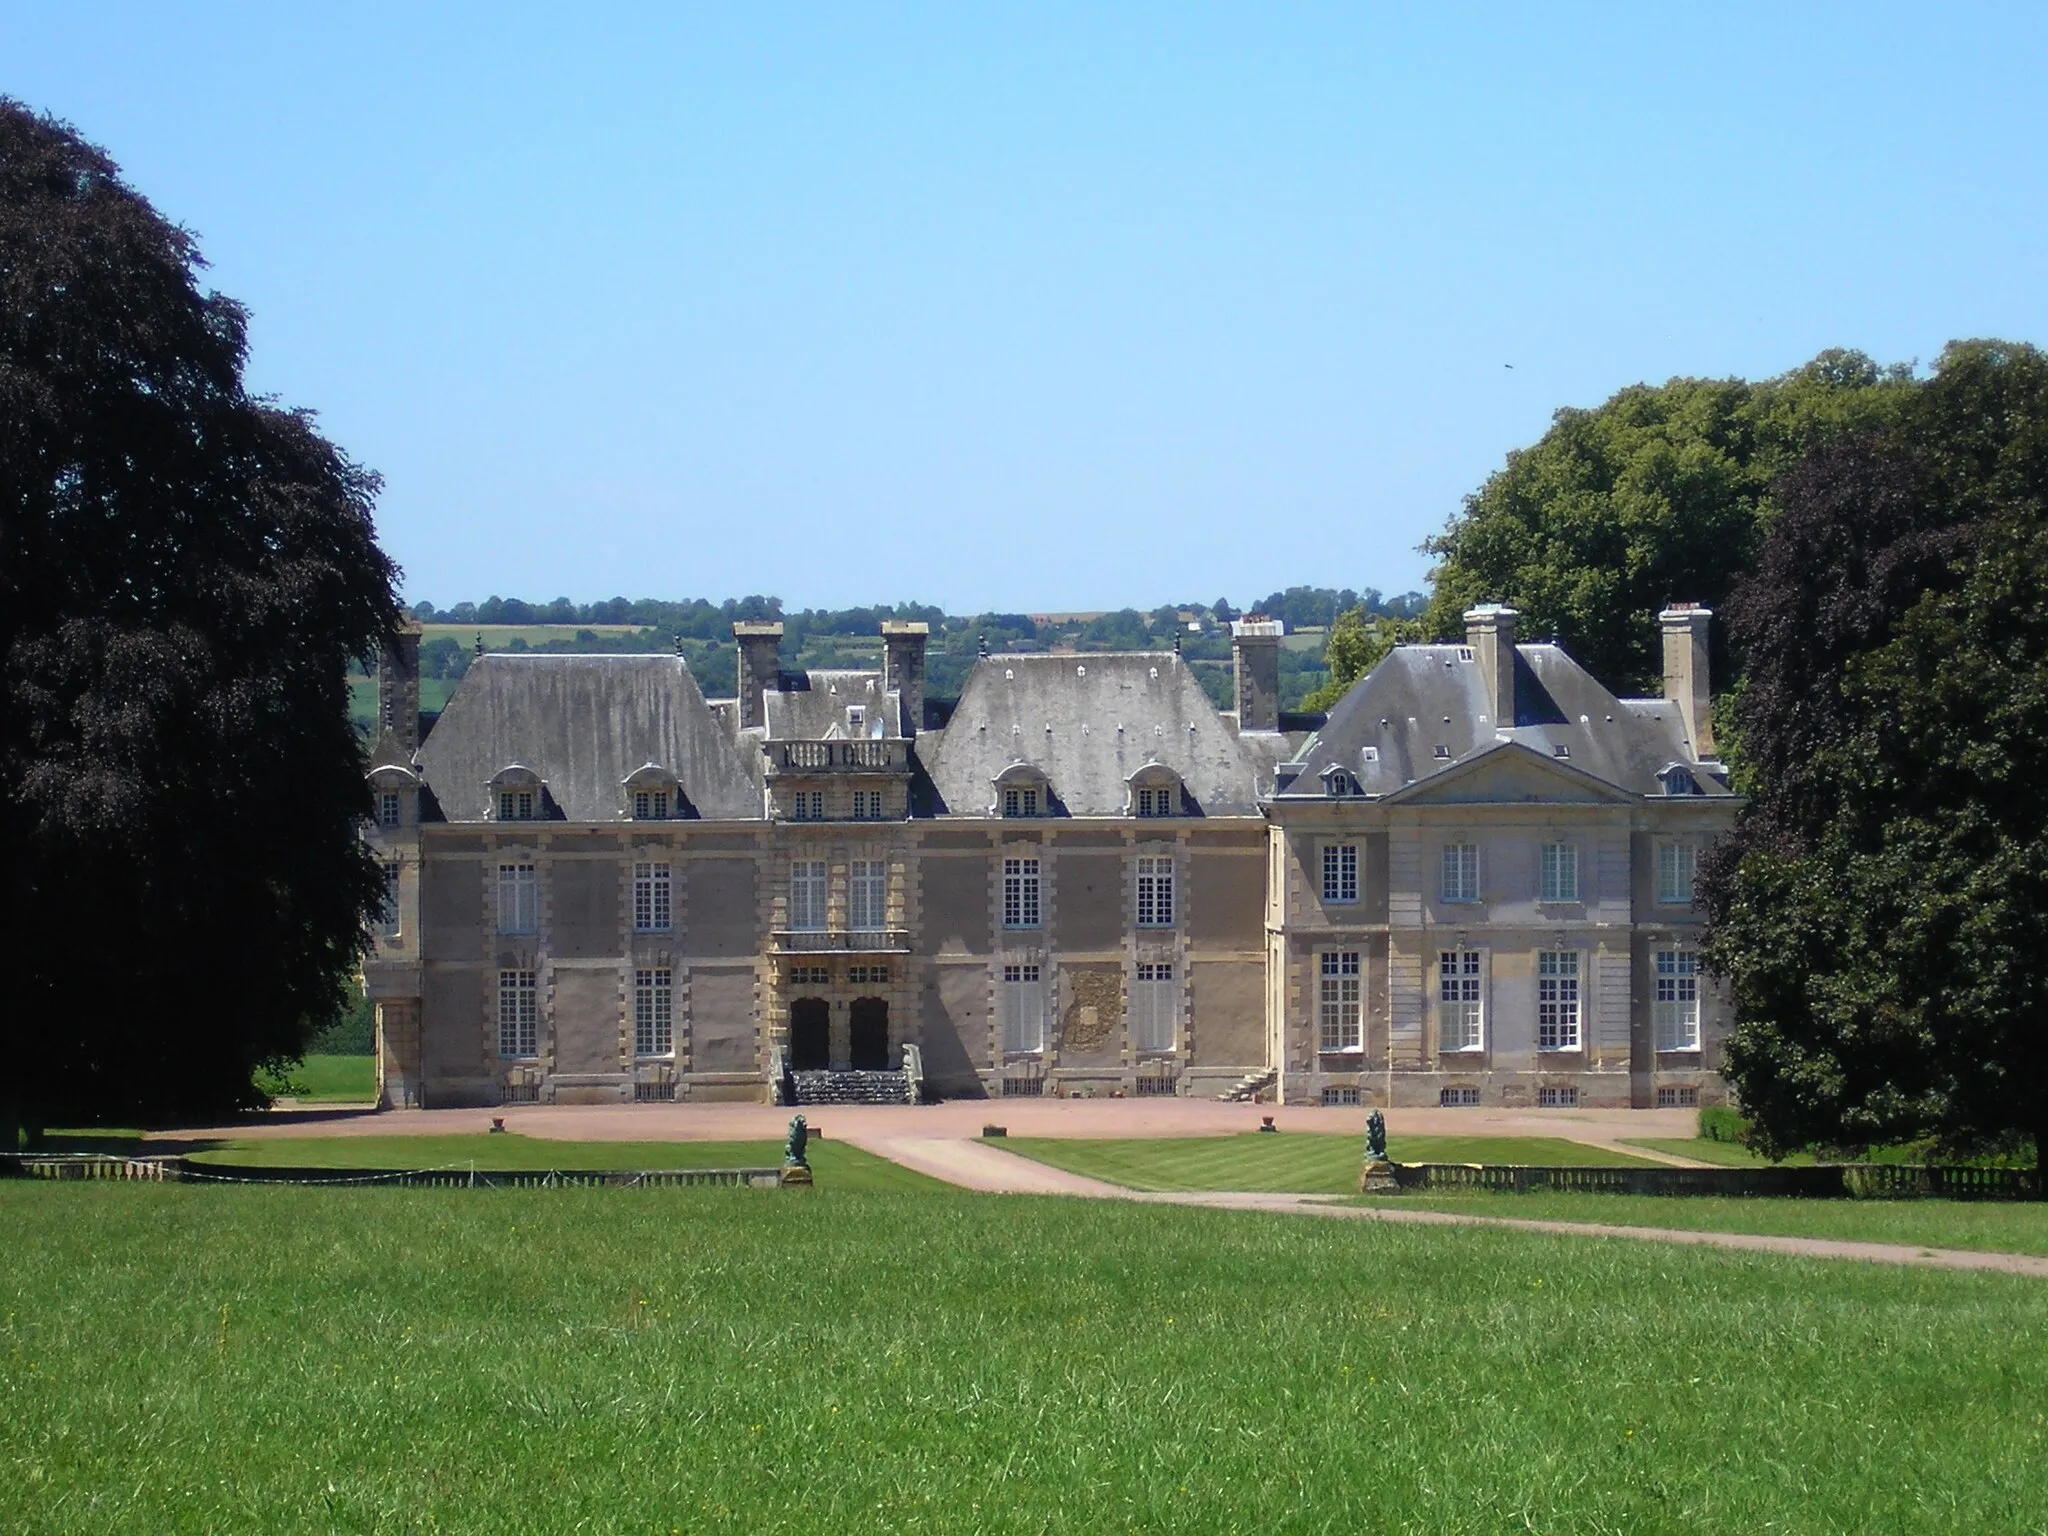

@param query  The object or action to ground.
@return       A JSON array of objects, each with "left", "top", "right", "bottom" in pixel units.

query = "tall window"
[
  {"left": 1441, "top": 842, "right": 1478, "bottom": 903},
  {"left": 498, "top": 862, "right": 537, "bottom": 935},
  {"left": 1439, "top": 950, "right": 1483, "bottom": 1051},
  {"left": 632, "top": 789, "right": 670, "bottom": 820},
  {"left": 789, "top": 860, "right": 827, "bottom": 930},
  {"left": 1132, "top": 962, "right": 1177, "bottom": 1052},
  {"left": 498, "top": 970, "right": 537, "bottom": 1058},
  {"left": 1322, "top": 844, "right": 1358, "bottom": 904},
  {"left": 377, "top": 792, "right": 402, "bottom": 828},
  {"left": 1003, "top": 787, "right": 1040, "bottom": 817},
  {"left": 1002, "top": 963, "right": 1045, "bottom": 1053},
  {"left": 378, "top": 862, "right": 402, "bottom": 939},
  {"left": 1319, "top": 951, "right": 1361, "bottom": 1052},
  {"left": 1537, "top": 950, "right": 1581, "bottom": 1050},
  {"left": 791, "top": 791, "right": 823, "bottom": 822},
  {"left": 632, "top": 861, "right": 672, "bottom": 933},
  {"left": 853, "top": 790, "right": 883, "bottom": 820},
  {"left": 498, "top": 790, "right": 536, "bottom": 821},
  {"left": 1135, "top": 856, "right": 1175, "bottom": 927},
  {"left": 1002, "top": 857, "right": 1041, "bottom": 928},
  {"left": 1654, "top": 950, "right": 1701, "bottom": 1051},
  {"left": 1137, "top": 785, "right": 1175, "bottom": 817},
  {"left": 1539, "top": 842, "right": 1578, "bottom": 903},
  {"left": 849, "top": 859, "right": 887, "bottom": 931},
  {"left": 1656, "top": 842, "right": 1697, "bottom": 906},
  {"left": 634, "top": 969, "right": 673, "bottom": 1056}
]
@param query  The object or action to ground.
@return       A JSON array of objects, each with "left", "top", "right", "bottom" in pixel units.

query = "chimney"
[
  {"left": 1659, "top": 604, "right": 1715, "bottom": 758},
  {"left": 880, "top": 621, "right": 929, "bottom": 737},
  {"left": 378, "top": 617, "right": 423, "bottom": 756},
  {"left": 1463, "top": 605, "right": 1517, "bottom": 728},
  {"left": 733, "top": 621, "right": 783, "bottom": 731},
  {"left": 1231, "top": 618, "right": 1284, "bottom": 731}
]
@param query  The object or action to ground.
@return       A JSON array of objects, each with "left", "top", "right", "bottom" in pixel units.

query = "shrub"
[{"left": 1699, "top": 1105, "right": 1750, "bottom": 1144}]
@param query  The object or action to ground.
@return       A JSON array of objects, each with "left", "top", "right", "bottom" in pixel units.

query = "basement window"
[{"left": 1439, "top": 1086, "right": 1481, "bottom": 1108}]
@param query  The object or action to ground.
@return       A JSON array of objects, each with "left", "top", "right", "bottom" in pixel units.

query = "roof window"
[
  {"left": 1432, "top": 745, "right": 1451, "bottom": 760},
  {"left": 1552, "top": 745, "right": 1570, "bottom": 759}
]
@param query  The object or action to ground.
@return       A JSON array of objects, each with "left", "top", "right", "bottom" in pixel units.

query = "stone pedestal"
[
  {"left": 780, "top": 1165, "right": 813, "bottom": 1187},
  {"left": 1358, "top": 1158, "right": 1400, "bottom": 1195}
]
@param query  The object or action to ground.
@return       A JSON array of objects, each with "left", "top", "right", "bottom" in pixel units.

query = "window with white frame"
[
  {"left": 1539, "top": 842, "right": 1578, "bottom": 903},
  {"left": 849, "top": 859, "right": 887, "bottom": 931},
  {"left": 634, "top": 969, "right": 673, "bottom": 1056},
  {"left": 1656, "top": 842, "right": 1697, "bottom": 905},
  {"left": 1441, "top": 842, "right": 1478, "bottom": 903},
  {"left": 497, "top": 862, "right": 537, "bottom": 935},
  {"left": 632, "top": 861, "right": 672, "bottom": 933},
  {"left": 1326, "top": 770, "right": 1355, "bottom": 797},
  {"left": 1537, "top": 1085, "right": 1578, "bottom": 1108},
  {"left": 1137, "top": 785, "right": 1175, "bottom": 817},
  {"left": 1135, "top": 856, "right": 1175, "bottom": 927},
  {"left": 1440, "top": 1086, "right": 1480, "bottom": 1107},
  {"left": 377, "top": 792, "right": 402, "bottom": 828},
  {"left": 789, "top": 860, "right": 827, "bottom": 930},
  {"left": 1003, "top": 786, "right": 1041, "bottom": 817},
  {"left": 1322, "top": 1086, "right": 1361, "bottom": 1107},
  {"left": 378, "top": 862, "right": 402, "bottom": 938},
  {"left": 497, "top": 790, "right": 537, "bottom": 821},
  {"left": 1002, "top": 857, "right": 1041, "bottom": 928},
  {"left": 1131, "top": 962, "right": 1177, "bottom": 1052},
  {"left": 790, "top": 790, "right": 824, "bottom": 822},
  {"left": 848, "top": 964, "right": 889, "bottom": 985},
  {"left": 846, "top": 705, "right": 865, "bottom": 735},
  {"left": 1537, "top": 950, "right": 1581, "bottom": 1050},
  {"left": 632, "top": 789, "right": 670, "bottom": 820},
  {"left": 853, "top": 789, "right": 883, "bottom": 820},
  {"left": 498, "top": 970, "right": 537, "bottom": 1058},
  {"left": 1319, "top": 951, "right": 1362, "bottom": 1052},
  {"left": 1653, "top": 949, "right": 1701, "bottom": 1051},
  {"left": 1657, "top": 1084, "right": 1699, "bottom": 1108},
  {"left": 1001, "top": 963, "right": 1045, "bottom": 1053},
  {"left": 1438, "top": 949, "right": 1483, "bottom": 1051},
  {"left": 1322, "top": 844, "right": 1358, "bottom": 905}
]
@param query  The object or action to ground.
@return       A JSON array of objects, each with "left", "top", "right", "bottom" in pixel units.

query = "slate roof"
[
  {"left": 1275, "top": 644, "right": 1728, "bottom": 799},
  {"left": 417, "top": 655, "right": 761, "bottom": 821},
  {"left": 761, "top": 669, "right": 903, "bottom": 740},
  {"left": 920, "top": 653, "right": 1268, "bottom": 816}
]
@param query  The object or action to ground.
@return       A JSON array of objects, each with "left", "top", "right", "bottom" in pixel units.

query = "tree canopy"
[
  {"left": 0, "top": 102, "right": 400, "bottom": 1137},
  {"left": 1421, "top": 351, "right": 1913, "bottom": 691},
  {"left": 1701, "top": 341, "right": 2048, "bottom": 1169}
]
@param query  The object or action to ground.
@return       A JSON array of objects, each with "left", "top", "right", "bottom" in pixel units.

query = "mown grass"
[
  {"left": 1352, "top": 1190, "right": 2048, "bottom": 1257},
  {"left": 271, "top": 1053, "right": 377, "bottom": 1103},
  {"left": 3, "top": 1185, "right": 2044, "bottom": 1533},
  {"left": 1625, "top": 1136, "right": 1820, "bottom": 1167},
  {"left": 996, "top": 1133, "right": 1657, "bottom": 1193}
]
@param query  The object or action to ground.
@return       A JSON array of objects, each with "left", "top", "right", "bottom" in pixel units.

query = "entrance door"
[
  {"left": 789, "top": 997, "right": 829, "bottom": 1070},
  {"left": 849, "top": 996, "right": 890, "bottom": 1070}
]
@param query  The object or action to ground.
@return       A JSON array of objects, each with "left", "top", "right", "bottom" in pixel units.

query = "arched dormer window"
[
  {"left": 1659, "top": 765, "right": 1704, "bottom": 797},
  {"left": 367, "top": 763, "right": 420, "bottom": 830},
  {"left": 1126, "top": 762, "right": 1186, "bottom": 818},
  {"left": 489, "top": 765, "right": 545, "bottom": 821},
  {"left": 991, "top": 760, "right": 1052, "bottom": 818},
  {"left": 1321, "top": 765, "right": 1358, "bottom": 798},
  {"left": 622, "top": 763, "right": 681, "bottom": 820}
]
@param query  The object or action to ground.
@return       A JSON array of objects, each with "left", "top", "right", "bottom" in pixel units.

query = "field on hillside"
[{"left": 4, "top": 1184, "right": 2043, "bottom": 1533}]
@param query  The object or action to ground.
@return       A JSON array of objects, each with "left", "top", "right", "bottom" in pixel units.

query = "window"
[
  {"left": 634, "top": 969, "right": 673, "bottom": 1056},
  {"left": 1439, "top": 950, "right": 1483, "bottom": 1051},
  {"left": 1663, "top": 768, "right": 1701, "bottom": 797},
  {"left": 377, "top": 862, "right": 402, "bottom": 938},
  {"left": 1003, "top": 787, "right": 1040, "bottom": 817},
  {"left": 1537, "top": 1085, "right": 1579, "bottom": 1108},
  {"left": 1539, "top": 842, "right": 1578, "bottom": 903},
  {"left": 632, "top": 862, "right": 672, "bottom": 933},
  {"left": 1657, "top": 1085, "right": 1700, "bottom": 1109},
  {"left": 1441, "top": 842, "right": 1478, "bottom": 903},
  {"left": 853, "top": 789, "right": 883, "bottom": 820},
  {"left": 1322, "top": 1086, "right": 1361, "bottom": 1107},
  {"left": 791, "top": 791, "right": 824, "bottom": 822},
  {"left": 849, "top": 860, "right": 887, "bottom": 931},
  {"left": 498, "top": 970, "right": 537, "bottom": 1058},
  {"left": 497, "top": 862, "right": 537, "bottom": 935},
  {"left": 848, "top": 964, "right": 889, "bottom": 985},
  {"left": 1137, "top": 785, "right": 1175, "bottom": 817},
  {"left": 1132, "top": 962, "right": 1176, "bottom": 1052},
  {"left": 1318, "top": 951, "right": 1362, "bottom": 1052},
  {"left": 1656, "top": 842, "right": 1697, "bottom": 905},
  {"left": 377, "top": 792, "right": 402, "bottom": 828},
  {"left": 1326, "top": 771, "right": 1355, "bottom": 797},
  {"left": 1135, "top": 856, "right": 1175, "bottom": 927},
  {"left": 498, "top": 790, "right": 536, "bottom": 821},
  {"left": 789, "top": 861, "right": 827, "bottom": 931},
  {"left": 1537, "top": 950, "right": 1581, "bottom": 1050},
  {"left": 632, "top": 789, "right": 670, "bottom": 820},
  {"left": 1322, "top": 844, "right": 1358, "bottom": 905},
  {"left": 789, "top": 964, "right": 829, "bottom": 986},
  {"left": 1002, "top": 963, "right": 1045, "bottom": 1053},
  {"left": 1002, "top": 857, "right": 1040, "bottom": 928},
  {"left": 1440, "top": 1086, "right": 1480, "bottom": 1107},
  {"left": 1654, "top": 950, "right": 1701, "bottom": 1051},
  {"left": 846, "top": 705, "right": 865, "bottom": 735}
]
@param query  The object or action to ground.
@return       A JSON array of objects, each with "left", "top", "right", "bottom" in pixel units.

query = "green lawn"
[
  {"left": 1625, "top": 1136, "right": 1821, "bottom": 1167},
  {"left": 3, "top": 1185, "right": 2044, "bottom": 1533},
  {"left": 280, "top": 1053, "right": 377, "bottom": 1103},
  {"left": 1354, "top": 1190, "right": 2048, "bottom": 1257},
  {"left": 996, "top": 1133, "right": 1658, "bottom": 1193}
]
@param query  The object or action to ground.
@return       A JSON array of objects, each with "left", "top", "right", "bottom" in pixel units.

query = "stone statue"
[
  {"left": 784, "top": 1113, "right": 809, "bottom": 1168},
  {"left": 1366, "top": 1110, "right": 1388, "bottom": 1162},
  {"left": 1358, "top": 1109, "right": 1398, "bottom": 1195}
]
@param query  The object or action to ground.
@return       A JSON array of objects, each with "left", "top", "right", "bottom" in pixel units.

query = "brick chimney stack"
[
  {"left": 1463, "top": 605, "right": 1518, "bottom": 728},
  {"left": 1231, "top": 618, "right": 1284, "bottom": 732},
  {"left": 880, "top": 621, "right": 929, "bottom": 737},
  {"left": 1659, "top": 604, "right": 1715, "bottom": 758},
  {"left": 733, "top": 621, "right": 783, "bottom": 731},
  {"left": 378, "top": 617, "right": 423, "bottom": 756}
]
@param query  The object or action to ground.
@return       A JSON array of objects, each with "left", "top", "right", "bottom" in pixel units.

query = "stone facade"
[{"left": 362, "top": 607, "right": 1738, "bottom": 1109}]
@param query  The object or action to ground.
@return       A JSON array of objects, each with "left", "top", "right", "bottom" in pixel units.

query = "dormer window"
[
  {"left": 1004, "top": 787, "right": 1039, "bottom": 817},
  {"left": 498, "top": 790, "right": 536, "bottom": 821},
  {"left": 377, "top": 792, "right": 402, "bottom": 828},
  {"left": 489, "top": 766, "right": 545, "bottom": 821},
  {"left": 633, "top": 789, "right": 670, "bottom": 820},
  {"left": 1661, "top": 767, "right": 1703, "bottom": 797},
  {"left": 1326, "top": 770, "right": 1355, "bottom": 797},
  {"left": 622, "top": 764, "right": 682, "bottom": 821},
  {"left": 846, "top": 705, "right": 865, "bottom": 736},
  {"left": 1137, "top": 786, "right": 1174, "bottom": 817}
]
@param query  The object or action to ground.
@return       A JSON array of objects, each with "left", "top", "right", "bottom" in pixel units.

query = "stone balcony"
[
  {"left": 771, "top": 927, "right": 912, "bottom": 954},
  {"left": 765, "top": 739, "right": 909, "bottom": 776}
]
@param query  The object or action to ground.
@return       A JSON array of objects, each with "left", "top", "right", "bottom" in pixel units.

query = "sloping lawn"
[
  {"left": 996, "top": 1133, "right": 1658, "bottom": 1193},
  {"left": 286, "top": 1053, "right": 377, "bottom": 1103},
  {"left": 1624, "top": 1136, "right": 1821, "bottom": 1167}
]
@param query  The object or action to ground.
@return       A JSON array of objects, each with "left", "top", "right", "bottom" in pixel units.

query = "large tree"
[
  {"left": 0, "top": 102, "right": 400, "bottom": 1140},
  {"left": 1421, "top": 351, "right": 1913, "bottom": 691},
  {"left": 1702, "top": 341, "right": 2048, "bottom": 1175}
]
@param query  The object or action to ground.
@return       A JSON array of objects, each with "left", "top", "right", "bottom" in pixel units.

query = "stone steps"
[
  {"left": 789, "top": 1069, "right": 914, "bottom": 1106},
  {"left": 1218, "top": 1068, "right": 1277, "bottom": 1102}
]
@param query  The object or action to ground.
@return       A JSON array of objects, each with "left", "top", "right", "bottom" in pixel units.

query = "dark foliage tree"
[
  {"left": 1702, "top": 341, "right": 2048, "bottom": 1176},
  {"left": 0, "top": 102, "right": 400, "bottom": 1140}
]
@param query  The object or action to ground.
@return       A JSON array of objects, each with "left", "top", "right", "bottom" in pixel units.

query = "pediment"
[{"left": 1383, "top": 741, "right": 1635, "bottom": 807}]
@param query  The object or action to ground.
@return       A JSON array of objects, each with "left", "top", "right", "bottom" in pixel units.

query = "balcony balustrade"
[
  {"left": 767, "top": 739, "right": 908, "bottom": 775},
  {"left": 771, "top": 927, "right": 911, "bottom": 954}
]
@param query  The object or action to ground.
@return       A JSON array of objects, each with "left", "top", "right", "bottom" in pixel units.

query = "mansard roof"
[
  {"left": 417, "top": 654, "right": 761, "bottom": 821},
  {"left": 921, "top": 652, "right": 1265, "bottom": 816},
  {"left": 761, "top": 669, "right": 903, "bottom": 740},
  {"left": 1276, "top": 643, "right": 1728, "bottom": 799}
]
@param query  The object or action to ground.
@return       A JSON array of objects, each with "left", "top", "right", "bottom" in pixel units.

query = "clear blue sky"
[{"left": 7, "top": 3, "right": 2046, "bottom": 613}]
